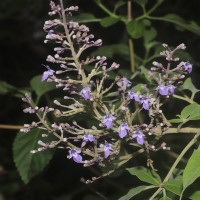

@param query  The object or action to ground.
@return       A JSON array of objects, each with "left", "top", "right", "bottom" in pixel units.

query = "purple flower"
[
  {"left": 132, "top": 130, "right": 145, "bottom": 145},
  {"left": 83, "top": 133, "right": 95, "bottom": 143},
  {"left": 140, "top": 97, "right": 151, "bottom": 110},
  {"left": 42, "top": 66, "right": 55, "bottom": 81},
  {"left": 117, "top": 78, "right": 132, "bottom": 91},
  {"left": 80, "top": 87, "right": 91, "bottom": 100},
  {"left": 157, "top": 84, "right": 176, "bottom": 96},
  {"left": 167, "top": 85, "right": 176, "bottom": 95},
  {"left": 128, "top": 91, "right": 140, "bottom": 102},
  {"left": 102, "top": 115, "right": 116, "bottom": 129},
  {"left": 118, "top": 122, "right": 130, "bottom": 138},
  {"left": 67, "top": 149, "right": 82, "bottom": 163},
  {"left": 183, "top": 62, "right": 192, "bottom": 73},
  {"left": 100, "top": 142, "right": 112, "bottom": 158}
]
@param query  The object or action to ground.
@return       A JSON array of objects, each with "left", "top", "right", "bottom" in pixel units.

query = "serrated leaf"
[
  {"left": 163, "top": 176, "right": 182, "bottom": 196},
  {"left": 182, "top": 78, "right": 200, "bottom": 96},
  {"left": 30, "top": 75, "right": 56, "bottom": 101},
  {"left": 13, "top": 129, "right": 54, "bottom": 183},
  {"left": 126, "top": 166, "right": 161, "bottom": 185},
  {"left": 155, "top": 14, "right": 200, "bottom": 36},
  {"left": 127, "top": 20, "right": 144, "bottom": 39},
  {"left": 118, "top": 185, "right": 155, "bottom": 200},
  {"left": 181, "top": 103, "right": 200, "bottom": 121},
  {"left": 183, "top": 145, "right": 200, "bottom": 190},
  {"left": 100, "top": 16, "right": 119, "bottom": 27}
]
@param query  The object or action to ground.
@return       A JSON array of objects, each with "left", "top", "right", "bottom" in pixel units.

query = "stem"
[
  {"left": 0, "top": 124, "right": 24, "bottom": 130},
  {"left": 146, "top": 0, "right": 165, "bottom": 15},
  {"left": 149, "top": 133, "right": 200, "bottom": 200},
  {"left": 127, "top": 0, "right": 135, "bottom": 73},
  {"left": 173, "top": 94, "right": 194, "bottom": 104}
]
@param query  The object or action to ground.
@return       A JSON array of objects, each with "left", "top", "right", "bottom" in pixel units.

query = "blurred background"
[{"left": 0, "top": 0, "right": 200, "bottom": 199}]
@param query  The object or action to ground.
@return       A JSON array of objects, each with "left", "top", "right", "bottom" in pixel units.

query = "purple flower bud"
[
  {"left": 183, "top": 62, "right": 192, "bottom": 73},
  {"left": 140, "top": 97, "right": 150, "bottom": 110},
  {"left": 67, "top": 149, "right": 82, "bottom": 163},
  {"left": 80, "top": 87, "right": 91, "bottom": 100},
  {"left": 83, "top": 133, "right": 95, "bottom": 143},
  {"left": 132, "top": 130, "right": 145, "bottom": 145},
  {"left": 100, "top": 142, "right": 112, "bottom": 158},
  {"left": 102, "top": 115, "right": 116, "bottom": 129},
  {"left": 118, "top": 122, "right": 130, "bottom": 138},
  {"left": 128, "top": 91, "right": 140, "bottom": 102},
  {"left": 42, "top": 66, "right": 55, "bottom": 81}
]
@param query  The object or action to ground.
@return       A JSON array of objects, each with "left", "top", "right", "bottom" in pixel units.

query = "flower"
[
  {"left": 102, "top": 115, "right": 116, "bottom": 129},
  {"left": 183, "top": 62, "right": 192, "bottom": 73},
  {"left": 132, "top": 130, "right": 145, "bottom": 145},
  {"left": 118, "top": 122, "right": 130, "bottom": 138},
  {"left": 80, "top": 87, "right": 91, "bottom": 100},
  {"left": 67, "top": 149, "right": 82, "bottom": 163},
  {"left": 128, "top": 91, "right": 140, "bottom": 102},
  {"left": 117, "top": 78, "right": 132, "bottom": 91},
  {"left": 157, "top": 84, "right": 176, "bottom": 96},
  {"left": 100, "top": 142, "right": 112, "bottom": 158},
  {"left": 83, "top": 133, "right": 95, "bottom": 143},
  {"left": 42, "top": 66, "right": 55, "bottom": 81},
  {"left": 140, "top": 97, "right": 150, "bottom": 110}
]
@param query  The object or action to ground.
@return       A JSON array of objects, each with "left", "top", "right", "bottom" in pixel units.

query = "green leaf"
[
  {"left": 143, "top": 27, "right": 157, "bottom": 45},
  {"left": 182, "top": 78, "right": 200, "bottom": 96},
  {"left": 183, "top": 145, "right": 200, "bottom": 190},
  {"left": 114, "top": 0, "right": 126, "bottom": 13},
  {"left": 100, "top": 16, "right": 119, "bottom": 27},
  {"left": 13, "top": 129, "right": 54, "bottom": 183},
  {"left": 181, "top": 103, "right": 200, "bottom": 121},
  {"left": 140, "top": 66, "right": 151, "bottom": 83},
  {"left": 168, "top": 118, "right": 183, "bottom": 123},
  {"left": 189, "top": 190, "right": 200, "bottom": 200},
  {"left": 159, "top": 197, "right": 172, "bottom": 200},
  {"left": 163, "top": 176, "right": 183, "bottom": 196},
  {"left": 127, "top": 20, "right": 144, "bottom": 39},
  {"left": 30, "top": 75, "right": 56, "bottom": 101},
  {"left": 0, "top": 80, "right": 16, "bottom": 94},
  {"left": 118, "top": 185, "right": 155, "bottom": 200},
  {"left": 155, "top": 14, "right": 200, "bottom": 36},
  {"left": 70, "top": 13, "right": 100, "bottom": 23},
  {"left": 126, "top": 166, "right": 161, "bottom": 185}
]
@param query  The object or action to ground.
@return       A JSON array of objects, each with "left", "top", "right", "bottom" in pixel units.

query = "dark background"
[{"left": 0, "top": 0, "right": 200, "bottom": 199}]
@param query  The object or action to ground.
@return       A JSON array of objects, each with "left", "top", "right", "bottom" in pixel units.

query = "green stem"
[
  {"left": 149, "top": 133, "right": 200, "bottom": 200},
  {"left": 146, "top": 0, "right": 165, "bottom": 15},
  {"left": 173, "top": 94, "right": 194, "bottom": 104}
]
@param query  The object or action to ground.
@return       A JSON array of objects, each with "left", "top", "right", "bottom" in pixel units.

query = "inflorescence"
[{"left": 21, "top": 0, "right": 192, "bottom": 168}]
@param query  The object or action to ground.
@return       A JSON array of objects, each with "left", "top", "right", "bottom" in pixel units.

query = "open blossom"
[
  {"left": 117, "top": 78, "right": 132, "bottom": 91},
  {"left": 140, "top": 97, "right": 151, "bottom": 110},
  {"left": 128, "top": 91, "right": 140, "bottom": 102},
  {"left": 118, "top": 122, "right": 130, "bottom": 138},
  {"left": 83, "top": 133, "right": 95, "bottom": 143},
  {"left": 80, "top": 87, "right": 91, "bottom": 100},
  {"left": 67, "top": 149, "right": 82, "bottom": 163},
  {"left": 132, "top": 130, "right": 145, "bottom": 145},
  {"left": 183, "top": 62, "right": 192, "bottom": 73},
  {"left": 42, "top": 66, "right": 55, "bottom": 81},
  {"left": 102, "top": 115, "right": 116, "bottom": 129},
  {"left": 157, "top": 84, "right": 176, "bottom": 96},
  {"left": 100, "top": 142, "right": 112, "bottom": 158}
]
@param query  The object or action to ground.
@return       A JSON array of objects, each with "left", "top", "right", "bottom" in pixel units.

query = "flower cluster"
[{"left": 21, "top": 1, "right": 192, "bottom": 169}]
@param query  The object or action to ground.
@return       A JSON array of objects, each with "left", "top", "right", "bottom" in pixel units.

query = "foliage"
[{"left": 1, "top": 0, "right": 200, "bottom": 200}]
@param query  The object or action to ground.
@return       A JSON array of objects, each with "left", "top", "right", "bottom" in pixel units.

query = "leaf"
[
  {"left": 127, "top": 20, "right": 145, "bottom": 39},
  {"left": 155, "top": 14, "right": 200, "bottom": 36},
  {"left": 143, "top": 27, "right": 157, "bottom": 45},
  {"left": 159, "top": 197, "right": 172, "bottom": 200},
  {"left": 140, "top": 66, "right": 151, "bottom": 83},
  {"left": 70, "top": 13, "right": 100, "bottom": 23},
  {"left": 163, "top": 176, "right": 183, "bottom": 196},
  {"left": 100, "top": 16, "right": 119, "bottom": 27},
  {"left": 126, "top": 166, "right": 161, "bottom": 185},
  {"left": 183, "top": 145, "right": 200, "bottom": 190},
  {"left": 114, "top": 0, "right": 126, "bottom": 13},
  {"left": 182, "top": 78, "right": 200, "bottom": 96},
  {"left": 168, "top": 118, "right": 183, "bottom": 123},
  {"left": 181, "top": 103, "right": 200, "bottom": 121},
  {"left": 13, "top": 129, "right": 54, "bottom": 183},
  {"left": 30, "top": 75, "right": 56, "bottom": 101},
  {"left": 189, "top": 190, "right": 200, "bottom": 200},
  {"left": 118, "top": 185, "right": 155, "bottom": 200},
  {"left": 0, "top": 80, "right": 16, "bottom": 94}
]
